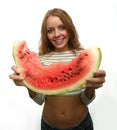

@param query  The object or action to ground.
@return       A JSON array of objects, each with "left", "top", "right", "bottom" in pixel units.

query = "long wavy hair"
[{"left": 38, "top": 8, "right": 83, "bottom": 55}]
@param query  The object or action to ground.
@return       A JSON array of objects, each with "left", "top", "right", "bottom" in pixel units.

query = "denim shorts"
[{"left": 41, "top": 111, "right": 94, "bottom": 130}]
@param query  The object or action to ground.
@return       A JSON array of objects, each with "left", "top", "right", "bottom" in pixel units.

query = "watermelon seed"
[
  {"left": 51, "top": 79, "right": 54, "bottom": 82},
  {"left": 19, "top": 56, "right": 24, "bottom": 59},
  {"left": 55, "top": 77, "right": 58, "bottom": 80},
  {"left": 76, "top": 65, "right": 79, "bottom": 68},
  {"left": 19, "top": 51, "right": 22, "bottom": 53},
  {"left": 69, "top": 68, "right": 72, "bottom": 70},
  {"left": 85, "top": 53, "right": 88, "bottom": 56},
  {"left": 64, "top": 75, "right": 66, "bottom": 78},
  {"left": 80, "top": 57, "right": 83, "bottom": 60},
  {"left": 26, "top": 51, "right": 30, "bottom": 54},
  {"left": 24, "top": 53, "right": 27, "bottom": 56},
  {"left": 66, "top": 72, "right": 70, "bottom": 75},
  {"left": 61, "top": 71, "right": 65, "bottom": 73}
]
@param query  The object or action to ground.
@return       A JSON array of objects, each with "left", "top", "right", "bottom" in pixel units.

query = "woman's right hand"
[{"left": 9, "top": 65, "right": 24, "bottom": 86}]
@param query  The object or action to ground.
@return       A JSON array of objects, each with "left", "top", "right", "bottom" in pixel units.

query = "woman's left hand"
[
  {"left": 84, "top": 70, "right": 106, "bottom": 89},
  {"left": 82, "top": 70, "right": 106, "bottom": 100}
]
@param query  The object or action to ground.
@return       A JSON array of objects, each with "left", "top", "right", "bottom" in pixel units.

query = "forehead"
[{"left": 46, "top": 16, "right": 64, "bottom": 27}]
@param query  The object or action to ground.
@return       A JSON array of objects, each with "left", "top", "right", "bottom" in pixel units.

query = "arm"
[
  {"left": 27, "top": 88, "right": 37, "bottom": 98},
  {"left": 80, "top": 88, "right": 95, "bottom": 105},
  {"left": 27, "top": 88, "right": 45, "bottom": 105}
]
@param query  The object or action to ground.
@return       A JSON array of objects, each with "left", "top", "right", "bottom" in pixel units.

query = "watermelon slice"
[{"left": 12, "top": 40, "right": 102, "bottom": 95}]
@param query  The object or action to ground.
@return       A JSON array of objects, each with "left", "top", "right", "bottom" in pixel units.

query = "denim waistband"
[{"left": 41, "top": 111, "right": 93, "bottom": 130}]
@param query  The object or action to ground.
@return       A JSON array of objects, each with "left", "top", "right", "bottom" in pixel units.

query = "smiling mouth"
[{"left": 54, "top": 38, "right": 64, "bottom": 44}]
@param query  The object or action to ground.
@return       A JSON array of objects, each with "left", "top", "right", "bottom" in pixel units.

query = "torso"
[{"left": 42, "top": 95, "right": 88, "bottom": 129}]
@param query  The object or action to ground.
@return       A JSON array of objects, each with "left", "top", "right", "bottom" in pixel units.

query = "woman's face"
[{"left": 46, "top": 16, "right": 70, "bottom": 52}]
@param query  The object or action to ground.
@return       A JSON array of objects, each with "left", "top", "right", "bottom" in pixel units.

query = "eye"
[
  {"left": 47, "top": 29, "right": 53, "bottom": 34},
  {"left": 59, "top": 25, "right": 66, "bottom": 30}
]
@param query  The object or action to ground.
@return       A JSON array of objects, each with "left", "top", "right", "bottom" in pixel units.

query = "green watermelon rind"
[
  {"left": 12, "top": 40, "right": 102, "bottom": 95},
  {"left": 12, "top": 40, "right": 24, "bottom": 72}
]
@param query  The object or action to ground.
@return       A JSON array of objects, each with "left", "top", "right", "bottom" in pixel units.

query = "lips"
[{"left": 54, "top": 38, "right": 64, "bottom": 45}]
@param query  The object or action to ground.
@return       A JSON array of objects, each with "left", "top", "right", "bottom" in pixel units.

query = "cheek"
[
  {"left": 64, "top": 30, "right": 69, "bottom": 38},
  {"left": 47, "top": 34, "right": 53, "bottom": 41},
  {"left": 47, "top": 34, "right": 54, "bottom": 45},
  {"left": 65, "top": 33, "right": 70, "bottom": 42}
]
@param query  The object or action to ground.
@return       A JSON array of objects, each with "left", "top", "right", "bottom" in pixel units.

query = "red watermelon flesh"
[{"left": 13, "top": 40, "right": 102, "bottom": 95}]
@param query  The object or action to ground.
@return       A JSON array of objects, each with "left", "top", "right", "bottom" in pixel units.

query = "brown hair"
[{"left": 39, "top": 8, "right": 83, "bottom": 55}]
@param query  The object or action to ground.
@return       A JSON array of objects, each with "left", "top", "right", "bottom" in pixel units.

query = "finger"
[
  {"left": 85, "top": 83, "right": 103, "bottom": 89},
  {"left": 94, "top": 70, "right": 106, "bottom": 77},
  {"left": 11, "top": 65, "right": 20, "bottom": 74},
  {"left": 13, "top": 80, "right": 24, "bottom": 86},
  {"left": 87, "top": 77, "right": 105, "bottom": 84},
  {"left": 9, "top": 74, "right": 24, "bottom": 80}
]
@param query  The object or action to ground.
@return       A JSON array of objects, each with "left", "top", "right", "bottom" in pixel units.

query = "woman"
[{"left": 9, "top": 8, "right": 106, "bottom": 130}]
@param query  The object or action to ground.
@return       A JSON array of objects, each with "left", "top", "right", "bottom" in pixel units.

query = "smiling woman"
[{"left": 9, "top": 8, "right": 106, "bottom": 130}]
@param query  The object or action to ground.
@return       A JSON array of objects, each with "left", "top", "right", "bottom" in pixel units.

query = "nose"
[{"left": 54, "top": 29, "right": 60, "bottom": 37}]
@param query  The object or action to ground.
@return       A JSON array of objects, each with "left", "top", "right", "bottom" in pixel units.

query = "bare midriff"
[{"left": 42, "top": 94, "right": 88, "bottom": 129}]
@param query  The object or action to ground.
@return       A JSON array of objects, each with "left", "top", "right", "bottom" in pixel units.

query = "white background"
[{"left": 0, "top": 0, "right": 117, "bottom": 130}]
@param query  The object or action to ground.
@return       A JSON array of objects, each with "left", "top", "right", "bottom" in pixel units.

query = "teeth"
[{"left": 55, "top": 39, "right": 63, "bottom": 44}]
